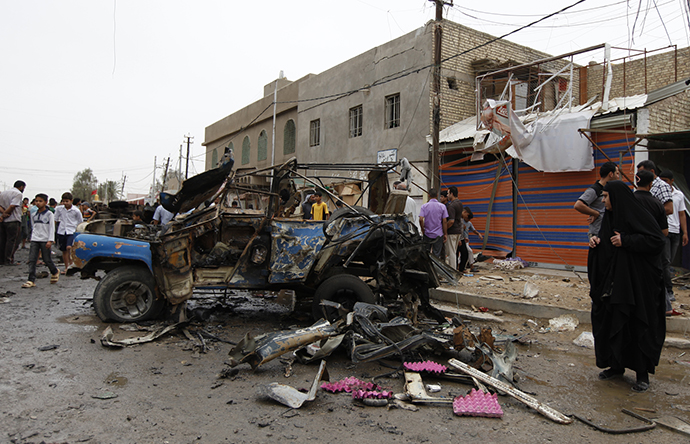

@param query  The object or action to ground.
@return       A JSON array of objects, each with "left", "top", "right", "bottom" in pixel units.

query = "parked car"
[{"left": 70, "top": 156, "right": 458, "bottom": 323}]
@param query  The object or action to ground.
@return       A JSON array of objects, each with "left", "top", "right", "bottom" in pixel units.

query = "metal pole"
[
  {"left": 430, "top": 0, "right": 443, "bottom": 190},
  {"left": 185, "top": 135, "right": 191, "bottom": 179},
  {"left": 151, "top": 156, "right": 157, "bottom": 200},
  {"left": 270, "top": 72, "right": 279, "bottom": 188}
]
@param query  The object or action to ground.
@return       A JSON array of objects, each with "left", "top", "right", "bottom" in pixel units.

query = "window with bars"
[
  {"left": 283, "top": 120, "right": 296, "bottom": 154},
  {"left": 349, "top": 105, "right": 363, "bottom": 138},
  {"left": 385, "top": 93, "right": 400, "bottom": 129},
  {"left": 241, "top": 136, "right": 250, "bottom": 165},
  {"left": 258, "top": 130, "right": 268, "bottom": 161},
  {"left": 309, "top": 119, "right": 321, "bottom": 147}
]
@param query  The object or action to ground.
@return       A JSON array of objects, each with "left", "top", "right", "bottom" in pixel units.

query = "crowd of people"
[
  {"left": 416, "top": 184, "right": 482, "bottom": 274},
  {"left": 5, "top": 166, "right": 686, "bottom": 392},
  {"left": 574, "top": 159, "right": 686, "bottom": 392},
  {"left": 0, "top": 182, "right": 102, "bottom": 288}
]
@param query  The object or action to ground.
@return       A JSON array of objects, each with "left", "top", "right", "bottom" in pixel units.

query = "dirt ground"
[
  {"left": 452, "top": 259, "right": 690, "bottom": 315},
  {"left": 1, "top": 248, "right": 690, "bottom": 444}
]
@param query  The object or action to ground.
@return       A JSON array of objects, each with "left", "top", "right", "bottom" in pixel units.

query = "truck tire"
[
  {"left": 312, "top": 273, "right": 376, "bottom": 321},
  {"left": 93, "top": 265, "right": 165, "bottom": 323}
]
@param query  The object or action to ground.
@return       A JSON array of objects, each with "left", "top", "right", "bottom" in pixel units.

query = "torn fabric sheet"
[{"left": 507, "top": 110, "right": 596, "bottom": 172}]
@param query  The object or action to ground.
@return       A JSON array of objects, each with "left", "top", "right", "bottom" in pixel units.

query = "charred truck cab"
[{"left": 70, "top": 156, "right": 459, "bottom": 323}]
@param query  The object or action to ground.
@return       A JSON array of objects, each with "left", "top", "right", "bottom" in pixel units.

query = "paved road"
[{"left": 1, "top": 247, "right": 689, "bottom": 443}]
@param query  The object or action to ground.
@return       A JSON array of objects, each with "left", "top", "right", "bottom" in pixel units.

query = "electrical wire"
[
  {"left": 451, "top": 0, "right": 675, "bottom": 28},
  {"left": 454, "top": 0, "right": 630, "bottom": 17}
]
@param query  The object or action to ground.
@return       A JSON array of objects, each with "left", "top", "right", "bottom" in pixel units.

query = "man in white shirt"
[
  {"left": 54, "top": 192, "right": 85, "bottom": 273},
  {"left": 152, "top": 204, "right": 174, "bottom": 225},
  {"left": 659, "top": 170, "right": 688, "bottom": 306},
  {"left": 0, "top": 180, "right": 26, "bottom": 265}
]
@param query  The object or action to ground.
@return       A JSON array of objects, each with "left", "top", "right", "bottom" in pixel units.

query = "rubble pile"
[{"left": 221, "top": 301, "right": 572, "bottom": 425}]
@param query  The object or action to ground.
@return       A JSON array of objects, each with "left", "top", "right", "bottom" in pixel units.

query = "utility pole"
[
  {"left": 270, "top": 70, "right": 282, "bottom": 188},
  {"left": 184, "top": 134, "right": 193, "bottom": 179},
  {"left": 162, "top": 157, "right": 170, "bottom": 190},
  {"left": 151, "top": 156, "right": 157, "bottom": 201},
  {"left": 429, "top": 0, "right": 452, "bottom": 190},
  {"left": 121, "top": 173, "right": 126, "bottom": 199},
  {"left": 178, "top": 144, "right": 183, "bottom": 182}
]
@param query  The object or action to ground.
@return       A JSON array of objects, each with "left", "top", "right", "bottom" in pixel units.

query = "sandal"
[
  {"left": 632, "top": 381, "right": 649, "bottom": 392},
  {"left": 50, "top": 273, "right": 59, "bottom": 284},
  {"left": 598, "top": 368, "right": 624, "bottom": 380},
  {"left": 21, "top": 281, "right": 36, "bottom": 288},
  {"left": 666, "top": 309, "right": 684, "bottom": 317}
]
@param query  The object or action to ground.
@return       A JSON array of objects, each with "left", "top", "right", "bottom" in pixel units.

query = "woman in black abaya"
[{"left": 587, "top": 180, "right": 666, "bottom": 392}]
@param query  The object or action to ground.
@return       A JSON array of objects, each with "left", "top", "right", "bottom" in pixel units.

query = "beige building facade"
[
  {"left": 203, "top": 20, "right": 561, "bottom": 190},
  {"left": 203, "top": 20, "right": 687, "bottom": 191}
]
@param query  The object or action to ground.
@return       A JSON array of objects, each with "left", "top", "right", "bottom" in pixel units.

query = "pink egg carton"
[
  {"left": 453, "top": 389, "right": 503, "bottom": 418},
  {"left": 351, "top": 389, "right": 393, "bottom": 400},
  {"left": 321, "top": 377, "right": 378, "bottom": 393},
  {"left": 403, "top": 361, "right": 448, "bottom": 374}
]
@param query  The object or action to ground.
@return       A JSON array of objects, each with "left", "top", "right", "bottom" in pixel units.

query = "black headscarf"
[{"left": 587, "top": 180, "right": 666, "bottom": 373}]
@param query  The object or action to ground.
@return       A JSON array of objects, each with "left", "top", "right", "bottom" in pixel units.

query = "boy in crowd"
[
  {"left": 54, "top": 192, "right": 84, "bottom": 274},
  {"left": 459, "top": 207, "right": 483, "bottom": 272},
  {"left": 132, "top": 210, "right": 144, "bottom": 224},
  {"left": 310, "top": 191, "right": 330, "bottom": 221},
  {"left": 81, "top": 202, "right": 96, "bottom": 221},
  {"left": 22, "top": 194, "right": 59, "bottom": 288}
]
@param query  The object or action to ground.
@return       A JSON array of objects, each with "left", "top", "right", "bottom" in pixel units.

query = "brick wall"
[
  {"left": 436, "top": 20, "right": 576, "bottom": 130},
  {"left": 585, "top": 46, "right": 689, "bottom": 100},
  {"left": 647, "top": 90, "right": 690, "bottom": 134}
]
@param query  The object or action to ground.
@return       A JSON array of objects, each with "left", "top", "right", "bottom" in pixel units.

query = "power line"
[{"left": 451, "top": 0, "right": 675, "bottom": 28}]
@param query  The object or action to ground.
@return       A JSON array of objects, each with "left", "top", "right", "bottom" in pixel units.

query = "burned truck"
[{"left": 70, "top": 156, "right": 457, "bottom": 323}]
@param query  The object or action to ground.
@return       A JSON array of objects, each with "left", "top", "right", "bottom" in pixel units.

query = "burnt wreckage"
[{"left": 70, "top": 156, "right": 459, "bottom": 323}]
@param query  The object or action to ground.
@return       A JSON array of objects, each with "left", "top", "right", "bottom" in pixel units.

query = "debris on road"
[
  {"left": 574, "top": 409, "right": 656, "bottom": 434},
  {"left": 99, "top": 322, "right": 187, "bottom": 348},
  {"left": 548, "top": 314, "right": 579, "bottom": 332},
  {"left": 321, "top": 376, "right": 380, "bottom": 393},
  {"left": 403, "top": 361, "right": 447, "bottom": 374},
  {"left": 259, "top": 360, "right": 328, "bottom": 409},
  {"left": 573, "top": 331, "right": 595, "bottom": 349},
  {"left": 91, "top": 392, "right": 118, "bottom": 400},
  {"left": 523, "top": 282, "right": 539, "bottom": 299},
  {"left": 453, "top": 389, "right": 503, "bottom": 418},
  {"left": 404, "top": 372, "right": 453, "bottom": 405},
  {"left": 228, "top": 319, "right": 336, "bottom": 369},
  {"left": 448, "top": 358, "right": 573, "bottom": 424},
  {"left": 494, "top": 258, "right": 526, "bottom": 270}
]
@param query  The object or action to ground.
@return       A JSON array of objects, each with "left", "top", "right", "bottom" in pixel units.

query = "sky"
[{"left": 1, "top": 0, "right": 688, "bottom": 201}]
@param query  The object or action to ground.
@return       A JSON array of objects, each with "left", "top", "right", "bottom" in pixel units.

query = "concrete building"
[{"left": 203, "top": 20, "right": 560, "bottom": 192}]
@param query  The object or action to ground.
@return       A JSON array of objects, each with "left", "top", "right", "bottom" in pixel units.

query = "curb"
[{"left": 431, "top": 286, "right": 690, "bottom": 335}]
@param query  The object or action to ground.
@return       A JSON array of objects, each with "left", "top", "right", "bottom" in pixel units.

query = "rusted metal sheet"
[{"left": 268, "top": 220, "right": 326, "bottom": 283}]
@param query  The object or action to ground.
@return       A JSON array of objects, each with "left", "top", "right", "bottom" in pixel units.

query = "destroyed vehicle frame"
[{"left": 70, "top": 157, "right": 456, "bottom": 323}]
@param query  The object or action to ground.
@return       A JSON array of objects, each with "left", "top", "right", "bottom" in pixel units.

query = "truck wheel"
[
  {"left": 93, "top": 265, "right": 165, "bottom": 323},
  {"left": 312, "top": 274, "right": 376, "bottom": 321}
]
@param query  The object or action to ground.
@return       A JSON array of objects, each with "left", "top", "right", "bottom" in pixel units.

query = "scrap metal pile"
[{"left": 226, "top": 302, "right": 572, "bottom": 424}]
